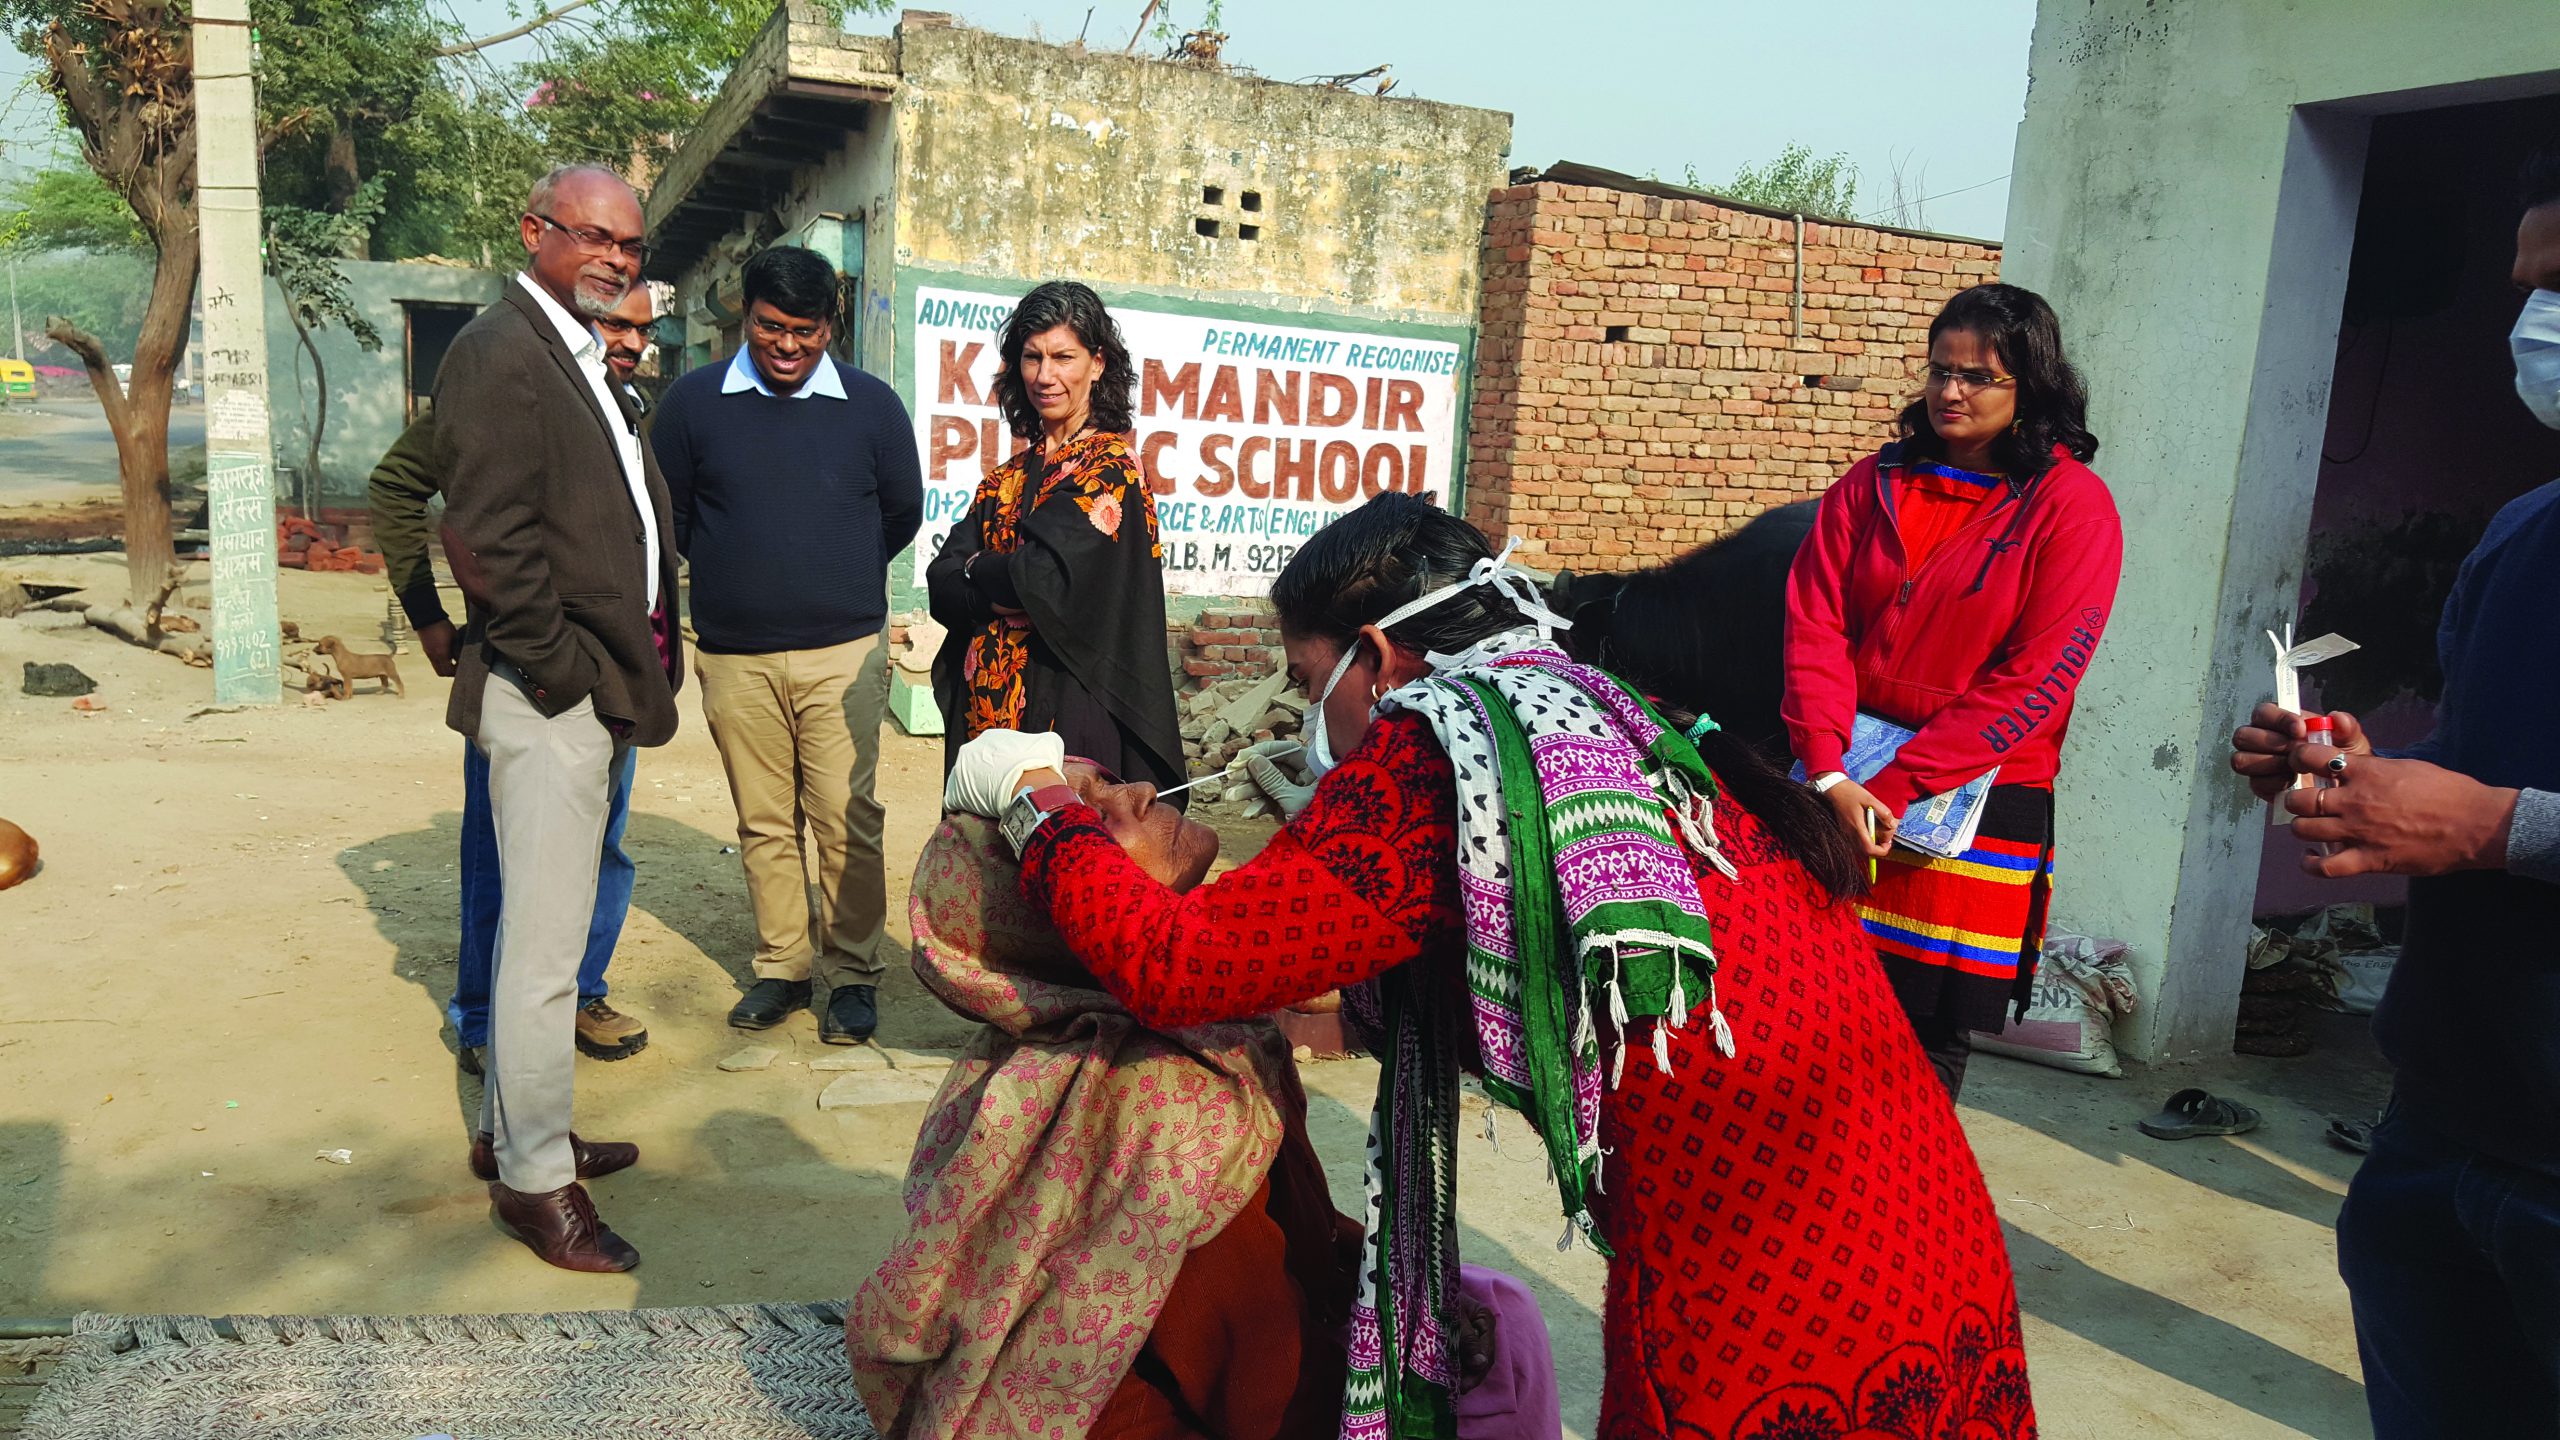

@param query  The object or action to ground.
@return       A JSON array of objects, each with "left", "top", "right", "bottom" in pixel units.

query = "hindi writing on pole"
[
  {"left": 205, "top": 452, "right": 280, "bottom": 695},
  {"left": 908, "top": 284, "right": 1464, "bottom": 596}
]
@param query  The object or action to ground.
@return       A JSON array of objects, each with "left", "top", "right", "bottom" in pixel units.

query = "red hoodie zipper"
[{"left": 1868, "top": 461, "right": 2029, "bottom": 660}]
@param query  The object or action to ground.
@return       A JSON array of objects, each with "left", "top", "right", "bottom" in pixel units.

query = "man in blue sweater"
[
  {"left": 652, "top": 246, "right": 923, "bottom": 1043},
  {"left": 2231, "top": 144, "right": 2560, "bottom": 1437}
]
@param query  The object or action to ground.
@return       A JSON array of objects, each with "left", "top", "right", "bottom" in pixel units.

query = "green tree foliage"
[
  {"left": 2, "top": 249, "right": 155, "bottom": 363},
  {"left": 0, "top": 162, "right": 148, "bottom": 252},
  {"left": 1715, "top": 142, "right": 1860, "bottom": 220}
]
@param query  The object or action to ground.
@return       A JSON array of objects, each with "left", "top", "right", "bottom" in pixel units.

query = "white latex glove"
[
  {"left": 1243, "top": 739, "right": 1317, "bottom": 820},
  {"left": 944, "top": 729, "right": 1069, "bottom": 818}
]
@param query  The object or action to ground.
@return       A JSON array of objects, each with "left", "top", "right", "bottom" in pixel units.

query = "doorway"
[
  {"left": 2251, "top": 95, "right": 2560, "bottom": 921},
  {"left": 403, "top": 303, "right": 478, "bottom": 424}
]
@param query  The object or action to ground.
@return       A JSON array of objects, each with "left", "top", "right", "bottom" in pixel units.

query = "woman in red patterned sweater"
[{"left": 950, "top": 495, "right": 2035, "bottom": 1440}]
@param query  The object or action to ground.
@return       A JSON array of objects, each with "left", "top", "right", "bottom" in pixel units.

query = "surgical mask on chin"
[{"left": 2512, "top": 289, "right": 2560, "bottom": 430}]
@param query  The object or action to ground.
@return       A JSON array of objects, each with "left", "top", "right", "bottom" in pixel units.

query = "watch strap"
[{"left": 1001, "top": 782, "right": 1084, "bottom": 854}]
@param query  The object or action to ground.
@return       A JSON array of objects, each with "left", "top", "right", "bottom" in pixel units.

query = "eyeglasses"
[
  {"left": 593, "top": 316, "right": 653, "bottom": 343},
  {"left": 527, "top": 212, "right": 649, "bottom": 266},
  {"left": 749, "top": 313, "right": 829, "bottom": 343},
  {"left": 1919, "top": 363, "right": 2016, "bottom": 393}
]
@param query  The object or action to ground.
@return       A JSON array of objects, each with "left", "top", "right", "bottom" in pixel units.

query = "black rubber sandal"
[{"left": 2138, "top": 1087, "right": 2262, "bottom": 1140}]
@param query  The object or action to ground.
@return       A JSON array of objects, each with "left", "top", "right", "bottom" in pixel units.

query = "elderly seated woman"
[{"left": 848, "top": 750, "right": 1557, "bottom": 1440}]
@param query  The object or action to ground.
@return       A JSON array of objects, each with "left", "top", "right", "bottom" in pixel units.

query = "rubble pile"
[{"left": 1176, "top": 668, "right": 1308, "bottom": 814}]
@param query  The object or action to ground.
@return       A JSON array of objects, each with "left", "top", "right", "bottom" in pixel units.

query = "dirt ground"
[{"left": 0, "top": 558, "right": 2381, "bottom": 1438}]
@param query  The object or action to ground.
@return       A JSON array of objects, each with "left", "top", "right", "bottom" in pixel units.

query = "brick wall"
[
  {"left": 1466, "top": 181, "right": 2000, "bottom": 570},
  {"left": 1181, "top": 604, "right": 1281, "bottom": 689}
]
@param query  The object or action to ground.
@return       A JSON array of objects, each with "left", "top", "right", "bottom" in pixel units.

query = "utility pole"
[
  {"left": 194, "top": 0, "right": 281, "bottom": 704},
  {"left": 8, "top": 256, "right": 21, "bottom": 362}
]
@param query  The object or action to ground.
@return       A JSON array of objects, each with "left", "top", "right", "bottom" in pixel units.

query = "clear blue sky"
[{"left": 4, "top": 0, "right": 2034, "bottom": 238}]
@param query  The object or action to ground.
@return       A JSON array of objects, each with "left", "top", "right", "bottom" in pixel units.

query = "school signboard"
[{"left": 903, "top": 278, "right": 1468, "bottom": 597}]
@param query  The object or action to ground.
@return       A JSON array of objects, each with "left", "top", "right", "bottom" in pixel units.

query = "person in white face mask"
[
  {"left": 2229, "top": 142, "right": 2560, "bottom": 1439},
  {"left": 944, "top": 492, "right": 2039, "bottom": 1440}
]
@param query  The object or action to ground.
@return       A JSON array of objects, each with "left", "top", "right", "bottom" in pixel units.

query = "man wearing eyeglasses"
[
  {"left": 370, "top": 282, "right": 659, "bottom": 1082},
  {"left": 430, "top": 162, "right": 680, "bottom": 1274},
  {"left": 650, "top": 245, "right": 923, "bottom": 1046}
]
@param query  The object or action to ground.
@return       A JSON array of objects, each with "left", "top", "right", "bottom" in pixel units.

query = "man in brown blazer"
[{"left": 433, "top": 163, "right": 680, "bottom": 1273}]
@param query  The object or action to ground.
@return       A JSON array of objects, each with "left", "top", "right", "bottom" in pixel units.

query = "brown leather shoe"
[
  {"left": 469, "top": 1131, "right": 639, "bottom": 1183},
  {"left": 574, "top": 998, "right": 649, "bottom": 1060},
  {"left": 489, "top": 1181, "right": 639, "bottom": 1273}
]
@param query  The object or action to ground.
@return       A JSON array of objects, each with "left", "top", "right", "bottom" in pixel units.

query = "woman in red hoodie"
[{"left": 1783, "top": 282, "right": 2123, "bottom": 1096}]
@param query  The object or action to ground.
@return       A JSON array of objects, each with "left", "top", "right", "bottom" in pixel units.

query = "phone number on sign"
[{"left": 1161, "top": 540, "right": 1299, "bottom": 575}]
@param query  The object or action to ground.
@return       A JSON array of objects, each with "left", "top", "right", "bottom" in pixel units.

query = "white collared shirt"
[
  {"left": 721, "top": 345, "right": 848, "bottom": 400},
  {"left": 515, "top": 273, "right": 659, "bottom": 608}
]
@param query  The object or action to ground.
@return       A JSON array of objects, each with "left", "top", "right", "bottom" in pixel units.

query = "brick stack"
[
  {"left": 1466, "top": 180, "right": 2001, "bottom": 571},
  {"left": 1181, "top": 604, "right": 1282, "bottom": 687}
]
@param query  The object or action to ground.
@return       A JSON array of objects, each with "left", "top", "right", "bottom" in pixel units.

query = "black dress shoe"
[
  {"left": 490, "top": 1181, "right": 639, "bottom": 1273},
  {"left": 728, "top": 978, "right": 812, "bottom": 1030},
  {"left": 470, "top": 1131, "right": 639, "bottom": 1183},
  {"left": 821, "top": 984, "right": 878, "bottom": 1045}
]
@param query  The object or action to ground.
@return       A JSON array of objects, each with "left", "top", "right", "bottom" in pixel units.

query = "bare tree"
[
  {"left": 1879, "top": 149, "right": 1930, "bottom": 231},
  {"left": 25, "top": 0, "right": 196, "bottom": 608}
]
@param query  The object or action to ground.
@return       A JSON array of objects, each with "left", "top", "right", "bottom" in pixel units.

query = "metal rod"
[
  {"left": 0, "top": 1317, "right": 76, "bottom": 1339},
  {"left": 1793, "top": 213, "right": 1805, "bottom": 344},
  {"left": 1157, "top": 741, "right": 1302, "bottom": 798}
]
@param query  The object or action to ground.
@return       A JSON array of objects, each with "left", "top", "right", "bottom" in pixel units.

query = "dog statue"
[{"left": 312, "top": 636, "right": 404, "bottom": 698}]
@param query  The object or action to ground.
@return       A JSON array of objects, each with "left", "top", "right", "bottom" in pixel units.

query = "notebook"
[{"left": 1790, "top": 712, "right": 1998, "bottom": 859}]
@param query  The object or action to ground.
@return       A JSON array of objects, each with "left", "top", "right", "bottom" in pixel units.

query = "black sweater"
[{"left": 651, "top": 355, "right": 923, "bottom": 654}]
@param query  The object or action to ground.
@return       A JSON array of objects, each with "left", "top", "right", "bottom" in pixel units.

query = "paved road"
[{"left": 0, "top": 396, "right": 207, "bottom": 506}]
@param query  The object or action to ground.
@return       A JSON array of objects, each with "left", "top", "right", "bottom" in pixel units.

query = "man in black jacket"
[
  {"left": 372, "top": 283, "right": 658, "bottom": 1072},
  {"left": 435, "top": 163, "right": 680, "bottom": 1273}
]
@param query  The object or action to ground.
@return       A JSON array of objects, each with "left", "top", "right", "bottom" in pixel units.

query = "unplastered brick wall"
[
  {"left": 1466, "top": 181, "right": 2000, "bottom": 570},
  {"left": 1182, "top": 604, "right": 1281, "bottom": 688}
]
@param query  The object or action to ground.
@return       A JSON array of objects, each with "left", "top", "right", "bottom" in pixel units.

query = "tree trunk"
[
  {"left": 285, "top": 298, "right": 329, "bottom": 512},
  {"left": 36, "top": 0, "right": 203, "bottom": 609},
  {"left": 323, "top": 123, "right": 369, "bottom": 259}
]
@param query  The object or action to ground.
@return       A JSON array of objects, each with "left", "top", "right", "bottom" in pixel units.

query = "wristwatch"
[
  {"left": 1809, "top": 771, "right": 1850, "bottom": 795},
  {"left": 1001, "top": 781, "right": 1084, "bottom": 855}
]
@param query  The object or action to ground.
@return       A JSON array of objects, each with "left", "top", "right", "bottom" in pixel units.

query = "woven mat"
[{"left": 19, "top": 1304, "right": 877, "bottom": 1440}]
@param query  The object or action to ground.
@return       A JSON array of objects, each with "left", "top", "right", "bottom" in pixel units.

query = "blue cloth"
[
  {"left": 720, "top": 345, "right": 849, "bottom": 399},
  {"left": 2338, "top": 1099, "right": 2560, "bottom": 1435},
  {"left": 448, "top": 742, "right": 637, "bottom": 1048},
  {"left": 652, "top": 354, "right": 923, "bottom": 656},
  {"left": 2372, "top": 478, "right": 2560, "bottom": 1177}
]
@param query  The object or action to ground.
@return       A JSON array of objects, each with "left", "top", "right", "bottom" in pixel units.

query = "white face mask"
[
  {"left": 1297, "top": 537, "right": 1569, "bottom": 780},
  {"left": 2512, "top": 289, "right": 2560, "bottom": 430}
]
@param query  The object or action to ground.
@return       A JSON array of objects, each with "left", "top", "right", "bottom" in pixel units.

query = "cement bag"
[
  {"left": 1970, "top": 930, "right": 2137, "bottom": 1078},
  {"left": 2327, "top": 947, "right": 2396, "bottom": 1016}
]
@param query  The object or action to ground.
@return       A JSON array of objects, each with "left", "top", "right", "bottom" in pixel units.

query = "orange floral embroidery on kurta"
[{"left": 958, "top": 430, "right": 1162, "bottom": 741}]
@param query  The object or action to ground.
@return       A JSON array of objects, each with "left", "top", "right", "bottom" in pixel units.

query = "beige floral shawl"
[{"left": 846, "top": 815, "right": 1293, "bottom": 1439}]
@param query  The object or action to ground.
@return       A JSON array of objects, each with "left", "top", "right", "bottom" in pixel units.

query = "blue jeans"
[
  {"left": 2338, "top": 1097, "right": 2560, "bottom": 1437},
  {"left": 448, "top": 741, "right": 636, "bottom": 1048}
]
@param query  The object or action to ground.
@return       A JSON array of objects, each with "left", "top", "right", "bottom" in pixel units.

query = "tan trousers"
[
  {"left": 697, "top": 633, "right": 892, "bottom": 987},
  {"left": 474, "top": 676, "right": 614, "bottom": 1194}
]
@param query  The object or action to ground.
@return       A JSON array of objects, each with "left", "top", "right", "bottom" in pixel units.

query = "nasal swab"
[{"left": 1156, "top": 741, "right": 1304, "bottom": 798}]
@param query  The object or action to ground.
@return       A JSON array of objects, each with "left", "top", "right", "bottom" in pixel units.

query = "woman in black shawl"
[{"left": 928, "top": 281, "right": 1185, "bottom": 802}]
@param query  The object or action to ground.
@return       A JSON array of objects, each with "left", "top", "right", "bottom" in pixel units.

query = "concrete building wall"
[
  {"left": 2004, "top": 0, "right": 2560, "bottom": 1060},
  {"left": 887, "top": 16, "right": 1509, "bottom": 326},
  {"left": 264, "top": 260, "right": 505, "bottom": 504},
  {"left": 1465, "top": 181, "right": 1997, "bottom": 570}
]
